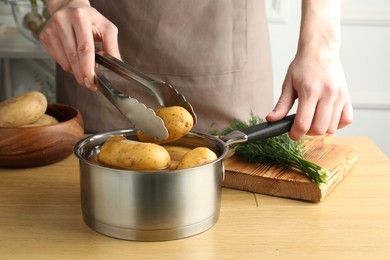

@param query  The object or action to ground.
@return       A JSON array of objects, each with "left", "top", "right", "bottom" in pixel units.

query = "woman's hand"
[
  {"left": 266, "top": 50, "right": 353, "bottom": 141},
  {"left": 266, "top": 0, "right": 353, "bottom": 141},
  {"left": 40, "top": 0, "right": 121, "bottom": 90}
]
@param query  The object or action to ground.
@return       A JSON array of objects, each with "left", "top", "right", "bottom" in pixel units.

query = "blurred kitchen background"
[{"left": 0, "top": 0, "right": 389, "bottom": 157}]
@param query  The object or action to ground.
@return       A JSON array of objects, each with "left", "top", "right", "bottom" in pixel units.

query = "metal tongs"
[{"left": 94, "top": 49, "right": 197, "bottom": 141}]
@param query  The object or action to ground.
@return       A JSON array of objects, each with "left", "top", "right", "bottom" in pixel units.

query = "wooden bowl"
[{"left": 0, "top": 103, "right": 84, "bottom": 168}]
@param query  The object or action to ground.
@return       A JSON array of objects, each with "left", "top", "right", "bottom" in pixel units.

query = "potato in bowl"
[{"left": 0, "top": 91, "right": 84, "bottom": 168}]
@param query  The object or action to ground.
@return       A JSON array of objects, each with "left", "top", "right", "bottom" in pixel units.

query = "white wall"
[{"left": 266, "top": 0, "right": 390, "bottom": 157}]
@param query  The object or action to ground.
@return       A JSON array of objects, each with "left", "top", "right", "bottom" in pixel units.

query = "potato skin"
[
  {"left": 98, "top": 138, "right": 171, "bottom": 170},
  {"left": 177, "top": 147, "right": 218, "bottom": 170},
  {"left": 137, "top": 106, "right": 194, "bottom": 143},
  {"left": 164, "top": 145, "right": 193, "bottom": 170},
  {"left": 0, "top": 91, "right": 47, "bottom": 127},
  {"left": 20, "top": 114, "right": 58, "bottom": 127}
]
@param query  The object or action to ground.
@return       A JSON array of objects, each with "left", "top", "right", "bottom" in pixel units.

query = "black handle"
[{"left": 240, "top": 114, "right": 295, "bottom": 142}]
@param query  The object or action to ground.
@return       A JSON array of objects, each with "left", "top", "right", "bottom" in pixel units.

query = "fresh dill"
[{"left": 210, "top": 115, "right": 329, "bottom": 186}]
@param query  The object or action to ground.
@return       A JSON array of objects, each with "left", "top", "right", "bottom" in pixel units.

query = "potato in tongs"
[{"left": 95, "top": 48, "right": 197, "bottom": 142}]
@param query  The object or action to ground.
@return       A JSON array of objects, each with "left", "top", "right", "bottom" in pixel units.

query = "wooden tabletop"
[{"left": 1, "top": 136, "right": 389, "bottom": 259}]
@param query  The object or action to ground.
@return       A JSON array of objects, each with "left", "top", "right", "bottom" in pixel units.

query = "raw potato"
[
  {"left": 20, "top": 114, "right": 59, "bottom": 127},
  {"left": 176, "top": 147, "right": 218, "bottom": 170},
  {"left": 0, "top": 91, "right": 47, "bottom": 127},
  {"left": 98, "top": 136, "right": 171, "bottom": 170},
  {"left": 164, "top": 145, "right": 193, "bottom": 170},
  {"left": 137, "top": 106, "right": 194, "bottom": 143}
]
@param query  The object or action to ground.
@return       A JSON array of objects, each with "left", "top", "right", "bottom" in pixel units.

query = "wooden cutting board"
[{"left": 223, "top": 135, "right": 358, "bottom": 202}]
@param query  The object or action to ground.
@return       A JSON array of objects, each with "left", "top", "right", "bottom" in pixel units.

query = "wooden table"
[{"left": 1, "top": 137, "right": 389, "bottom": 259}]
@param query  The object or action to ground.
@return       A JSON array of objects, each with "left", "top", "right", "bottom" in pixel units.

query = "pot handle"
[{"left": 222, "top": 114, "right": 295, "bottom": 145}]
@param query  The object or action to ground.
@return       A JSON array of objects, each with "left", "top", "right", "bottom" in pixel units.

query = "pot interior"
[{"left": 74, "top": 128, "right": 229, "bottom": 172}]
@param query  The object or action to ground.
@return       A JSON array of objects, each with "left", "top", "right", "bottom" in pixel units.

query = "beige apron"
[{"left": 56, "top": 0, "right": 274, "bottom": 133}]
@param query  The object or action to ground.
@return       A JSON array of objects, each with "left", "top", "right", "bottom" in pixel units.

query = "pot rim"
[{"left": 73, "top": 128, "right": 230, "bottom": 174}]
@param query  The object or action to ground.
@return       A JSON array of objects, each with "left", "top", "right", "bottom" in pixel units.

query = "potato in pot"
[
  {"left": 98, "top": 136, "right": 171, "bottom": 170},
  {"left": 176, "top": 147, "right": 218, "bottom": 170},
  {"left": 164, "top": 145, "right": 193, "bottom": 170}
]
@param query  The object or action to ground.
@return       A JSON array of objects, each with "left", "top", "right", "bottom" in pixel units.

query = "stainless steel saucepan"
[{"left": 73, "top": 114, "right": 295, "bottom": 241}]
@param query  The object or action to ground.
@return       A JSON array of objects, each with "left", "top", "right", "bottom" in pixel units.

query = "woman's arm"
[{"left": 266, "top": 0, "right": 353, "bottom": 140}]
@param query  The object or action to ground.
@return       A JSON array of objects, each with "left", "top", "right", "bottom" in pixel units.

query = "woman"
[{"left": 40, "top": 0, "right": 353, "bottom": 139}]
